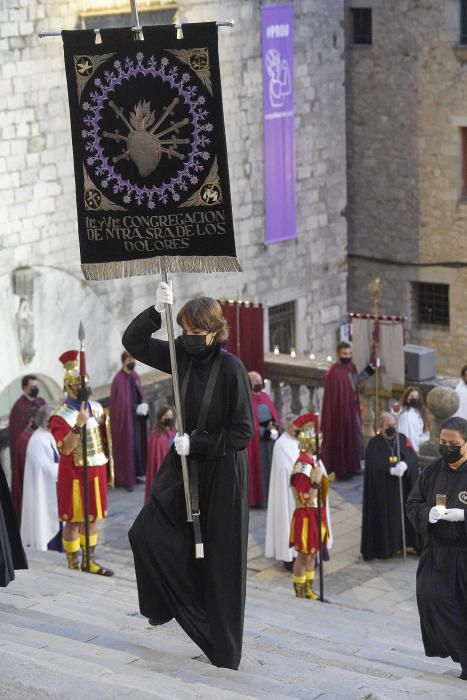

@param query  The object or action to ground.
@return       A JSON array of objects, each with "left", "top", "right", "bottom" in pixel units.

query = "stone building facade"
[
  {"left": 0, "top": 0, "right": 347, "bottom": 415},
  {"left": 346, "top": 0, "right": 467, "bottom": 375}
]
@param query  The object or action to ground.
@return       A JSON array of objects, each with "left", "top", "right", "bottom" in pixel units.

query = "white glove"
[
  {"left": 270, "top": 427, "right": 279, "bottom": 441},
  {"left": 174, "top": 432, "right": 190, "bottom": 456},
  {"left": 155, "top": 281, "right": 174, "bottom": 313},
  {"left": 443, "top": 508, "right": 465, "bottom": 522},
  {"left": 429, "top": 506, "right": 444, "bottom": 524},
  {"left": 390, "top": 461, "right": 408, "bottom": 478},
  {"left": 136, "top": 402, "right": 149, "bottom": 416}
]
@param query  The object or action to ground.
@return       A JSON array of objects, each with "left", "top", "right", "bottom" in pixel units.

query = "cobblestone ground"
[{"left": 100, "top": 474, "right": 419, "bottom": 611}]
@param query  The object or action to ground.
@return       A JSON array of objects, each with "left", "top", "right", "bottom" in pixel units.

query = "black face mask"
[
  {"left": 29, "top": 386, "right": 39, "bottom": 398},
  {"left": 162, "top": 418, "right": 175, "bottom": 428},
  {"left": 253, "top": 383, "right": 264, "bottom": 393},
  {"left": 439, "top": 444, "right": 464, "bottom": 464},
  {"left": 385, "top": 426, "right": 396, "bottom": 438},
  {"left": 182, "top": 334, "right": 209, "bottom": 357},
  {"left": 126, "top": 361, "right": 136, "bottom": 371},
  {"left": 408, "top": 398, "right": 420, "bottom": 408},
  {"left": 340, "top": 357, "right": 352, "bottom": 365}
]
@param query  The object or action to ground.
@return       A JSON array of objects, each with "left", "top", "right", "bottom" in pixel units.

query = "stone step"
[{"left": 2, "top": 550, "right": 466, "bottom": 699}]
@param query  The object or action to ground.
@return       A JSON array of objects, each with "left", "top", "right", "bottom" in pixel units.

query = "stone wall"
[
  {"left": 0, "top": 0, "right": 347, "bottom": 406},
  {"left": 346, "top": 0, "right": 467, "bottom": 375}
]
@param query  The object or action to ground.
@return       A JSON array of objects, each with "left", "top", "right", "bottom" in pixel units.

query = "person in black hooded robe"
[
  {"left": 361, "top": 411, "right": 419, "bottom": 560},
  {"left": 123, "top": 284, "right": 254, "bottom": 671},
  {"left": 407, "top": 416, "right": 467, "bottom": 681},
  {"left": 0, "top": 459, "right": 27, "bottom": 587}
]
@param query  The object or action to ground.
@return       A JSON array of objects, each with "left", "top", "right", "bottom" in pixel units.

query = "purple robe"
[{"left": 109, "top": 370, "right": 147, "bottom": 487}]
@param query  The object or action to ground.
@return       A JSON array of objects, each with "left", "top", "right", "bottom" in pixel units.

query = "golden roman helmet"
[
  {"left": 292, "top": 412, "right": 322, "bottom": 453},
  {"left": 59, "top": 350, "right": 88, "bottom": 400}
]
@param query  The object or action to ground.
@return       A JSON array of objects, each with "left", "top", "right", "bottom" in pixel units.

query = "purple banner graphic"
[{"left": 262, "top": 4, "right": 296, "bottom": 244}]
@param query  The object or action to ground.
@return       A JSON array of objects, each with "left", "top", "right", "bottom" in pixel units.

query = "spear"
[
  {"left": 78, "top": 320, "right": 90, "bottom": 572},
  {"left": 314, "top": 412, "right": 325, "bottom": 603}
]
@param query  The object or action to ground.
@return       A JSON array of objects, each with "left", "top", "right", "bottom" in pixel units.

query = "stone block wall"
[
  {"left": 0, "top": 0, "right": 347, "bottom": 401},
  {"left": 346, "top": 0, "right": 467, "bottom": 374}
]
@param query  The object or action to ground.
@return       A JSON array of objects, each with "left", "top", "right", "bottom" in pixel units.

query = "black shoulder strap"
[
  {"left": 196, "top": 351, "right": 222, "bottom": 433},
  {"left": 179, "top": 360, "right": 192, "bottom": 426}
]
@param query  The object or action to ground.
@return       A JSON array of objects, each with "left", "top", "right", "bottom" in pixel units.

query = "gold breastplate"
[{"left": 54, "top": 401, "right": 107, "bottom": 466}]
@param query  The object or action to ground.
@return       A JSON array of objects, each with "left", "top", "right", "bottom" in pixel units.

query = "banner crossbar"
[{"left": 38, "top": 19, "right": 234, "bottom": 39}]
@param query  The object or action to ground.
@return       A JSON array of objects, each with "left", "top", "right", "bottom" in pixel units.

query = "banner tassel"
[{"left": 82, "top": 256, "right": 243, "bottom": 281}]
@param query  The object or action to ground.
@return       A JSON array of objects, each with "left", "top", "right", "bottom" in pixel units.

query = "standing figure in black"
[
  {"left": 124, "top": 283, "right": 254, "bottom": 670},
  {"left": 0, "top": 459, "right": 27, "bottom": 587},
  {"left": 407, "top": 416, "right": 467, "bottom": 681},
  {"left": 361, "top": 411, "right": 419, "bottom": 560}
]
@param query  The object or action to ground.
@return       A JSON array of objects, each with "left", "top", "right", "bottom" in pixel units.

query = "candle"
[
  {"left": 436, "top": 494, "right": 446, "bottom": 516},
  {"left": 273, "top": 345, "right": 280, "bottom": 355},
  {"left": 290, "top": 348, "right": 297, "bottom": 358}
]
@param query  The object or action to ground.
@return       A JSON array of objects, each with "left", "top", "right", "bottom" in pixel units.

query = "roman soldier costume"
[
  {"left": 289, "top": 413, "right": 330, "bottom": 599},
  {"left": 50, "top": 350, "right": 113, "bottom": 575}
]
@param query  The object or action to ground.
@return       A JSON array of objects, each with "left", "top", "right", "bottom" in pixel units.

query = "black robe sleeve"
[
  {"left": 406, "top": 461, "right": 435, "bottom": 538},
  {"left": 189, "top": 358, "right": 254, "bottom": 459},
  {"left": 122, "top": 306, "right": 176, "bottom": 375}
]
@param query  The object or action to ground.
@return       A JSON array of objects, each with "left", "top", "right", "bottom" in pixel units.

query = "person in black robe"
[
  {"left": 123, "top": 284, "right": 254, "bottom": 671},
  {"left": 361, "top": 411, "right": 419, "bottom": 560},
  {"left": 407, "top": 416, "right": 467, "bottom": 681},
  {"left": 0, "top": 459, "right": 28, "bottom": 587}
]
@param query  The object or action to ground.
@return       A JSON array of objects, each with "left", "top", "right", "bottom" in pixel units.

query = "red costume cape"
[
  {"left": 289, "top": 452, "right": 328, "bottom": 555},
  {"left": 51, "top": 412, "right": 108, "bottom": 522},
  {"left": 321, "top": 362, "right": 362, "bottom": 477}
]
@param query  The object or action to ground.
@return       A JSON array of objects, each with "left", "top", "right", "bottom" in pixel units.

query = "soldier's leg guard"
[
  {"left": 80, "top": 533, "right": 114, "bottom": 577},
  {"left": 292, "top": 574, "right": 305, "bottom": 598},
  {"left": 63, "top": 537, "right": 81, "bottom": 570},
  {"left": 305, "top": 570, "right": 318, "bottom": 600}
]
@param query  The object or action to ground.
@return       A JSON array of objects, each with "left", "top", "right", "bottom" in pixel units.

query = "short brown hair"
[
  {"left": 176, "top": 297, "right": 229, "bottom": 344},
  {"left": 336, "top": 341, "right": 351, "bottom": 353},
  {"left": 121, "top": 350, "right": 133, "bottom": 363}
]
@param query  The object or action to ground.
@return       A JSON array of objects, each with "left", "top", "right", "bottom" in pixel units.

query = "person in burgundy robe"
[
  {"left": 145, "top": 405, "right": 175, "bottom": 501},
  {"left": 109, "top": 351, "right": 148, "bottom": 490},
  {"left": 11, "top": 407, "right": 38, "bottom": 520},
  {"left": 8, "top": 375, "right": 45, "bottom": 486},
  {"left": 247, "top": 371, "right": 280, "bottom": 507},
  {"left": 321, "top": 342, "right": 374, "bottom": 480}
]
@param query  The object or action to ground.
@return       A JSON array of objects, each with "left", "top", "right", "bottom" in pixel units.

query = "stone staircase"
[{"left": 0, "top": 547, "right": 465, "bottom": 700}]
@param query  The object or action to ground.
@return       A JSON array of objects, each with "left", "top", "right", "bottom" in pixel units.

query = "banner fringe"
[{"left": 82, "top": 256, "right": 243, "bottom": 281}]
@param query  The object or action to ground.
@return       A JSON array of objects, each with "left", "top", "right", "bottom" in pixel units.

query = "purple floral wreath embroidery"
[{"left": 81, "top": 52, "right": 213, "bottom": 208}]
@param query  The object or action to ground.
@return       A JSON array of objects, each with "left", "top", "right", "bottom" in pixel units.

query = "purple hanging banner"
[{"left": 262, "top": 4, "right": 296, "bottom": 244}]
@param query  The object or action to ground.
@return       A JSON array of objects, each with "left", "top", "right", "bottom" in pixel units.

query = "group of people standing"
[{"left": 3, "top": 296, "right": 467, "bottom": 681}]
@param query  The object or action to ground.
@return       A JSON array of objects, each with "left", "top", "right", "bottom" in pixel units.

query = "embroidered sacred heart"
[
  {"left": 458, "top": 491, "right": 467, "bottom": 505},
  {"left": 127, "top": 129, "right": 161, "bottom": 177},
  {"left": 104, "top": 98, "right": 190, "bottom": 179}
]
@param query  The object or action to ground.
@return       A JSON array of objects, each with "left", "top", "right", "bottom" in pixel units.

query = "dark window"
[
  {"left": 413, "top": 282, "right": 450, "bottom": 327},
  {"left": 80, "top": 5, "right": 177, "bottom": 30},
  {"left": 461, "top": 0, "right": 467, "bottom": 45},
  {"left": 269, "top": 301, "right": 296, "bottom": 353},
  {"left": 351, "top": 8, "right": 372, "bottom": 45}
]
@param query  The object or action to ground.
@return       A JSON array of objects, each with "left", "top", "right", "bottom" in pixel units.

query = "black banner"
[{"left": 62, "top": 23, "right": 240, "bottom": 280}]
